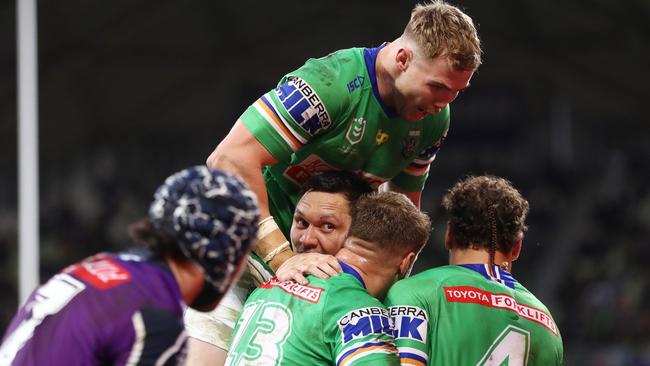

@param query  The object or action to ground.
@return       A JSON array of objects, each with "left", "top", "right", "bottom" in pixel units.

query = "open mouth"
[{"left": 415, "top": 108, "right": 428, "bottom": 119}]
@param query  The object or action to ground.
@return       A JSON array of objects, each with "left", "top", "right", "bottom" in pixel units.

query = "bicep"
[{"left": 207, "top": 119, "right": 277, "bottom": 171}]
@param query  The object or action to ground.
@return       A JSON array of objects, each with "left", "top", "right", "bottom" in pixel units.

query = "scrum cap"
[{"left": 149, "top": 166, "right": 259, "bottom": 295}]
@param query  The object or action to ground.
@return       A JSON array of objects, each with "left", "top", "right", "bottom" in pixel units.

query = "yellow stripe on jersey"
[{"left": 337, "top": 340, "right": 398, "bottom": 366}]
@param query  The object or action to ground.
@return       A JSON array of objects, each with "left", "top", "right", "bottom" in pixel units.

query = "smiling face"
[
  {"left": 290, "top": 191, "right": 352, "bottom": 255},
  {"left": 393, "top": 51, "right": 474, "bottom": 122}
]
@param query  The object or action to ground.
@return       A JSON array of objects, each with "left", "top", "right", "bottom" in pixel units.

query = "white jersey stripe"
[
  {"left": 253, "top": 101, "right": 300, "bottom": 152},
  {"left": 125, "top": 311, "right": 146, "bottom": 366}
]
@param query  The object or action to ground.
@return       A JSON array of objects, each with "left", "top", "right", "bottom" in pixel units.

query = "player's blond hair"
[{"left": 404, "top": 0, "right": 482, "bottom": 70}]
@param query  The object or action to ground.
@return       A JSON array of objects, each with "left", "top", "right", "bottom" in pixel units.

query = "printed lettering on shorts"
[
  {"left": 65, "top": 256, "right": 131, "bottom": 290},
  {"left": 444, "top": 286, "right": 559, "bottom": 335},
  {"left": 337, "top": 307, "right": 393, "bottom": 344},
  {"left": 260, "top": 278, "right": 323, "bottom": 303},
  {"left": 389, "top": 306, "right": 428, "bottom": 343},
  {"left": 275, "top": 76, "right": 331, "bottom": 136}
]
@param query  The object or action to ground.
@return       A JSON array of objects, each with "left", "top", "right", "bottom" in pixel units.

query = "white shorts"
[{"left": 183, "top": 254, "right": 273, "bottom": 350}]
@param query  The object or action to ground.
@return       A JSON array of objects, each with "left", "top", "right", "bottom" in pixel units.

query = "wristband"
[{"left": 255, "top": 216, "right": 294, "bottom": 271}]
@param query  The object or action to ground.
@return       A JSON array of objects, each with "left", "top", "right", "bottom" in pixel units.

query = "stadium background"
[{"left": 0, "top": 1, "right": 648, "bottom": 364}]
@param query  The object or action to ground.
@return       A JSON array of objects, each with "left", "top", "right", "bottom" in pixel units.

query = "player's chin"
[{"left": 404, "top": 110, "right": 427, "bottom": 122}]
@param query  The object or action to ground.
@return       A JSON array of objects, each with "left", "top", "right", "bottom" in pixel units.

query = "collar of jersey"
[
  {"left": 364, "top": 44, "right": 398, "bottom": 118},
  {"left": 338, "top": 260, "right": 366, "bottom": 288},
  {"left": 458, "top": 264, "right": 517, "bottom": 289}
]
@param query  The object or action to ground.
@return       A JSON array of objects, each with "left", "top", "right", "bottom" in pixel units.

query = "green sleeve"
[
  {"left": 385, "top": 279, "right": 431, "bottom": 366},
  {"left": 240, "top": 53, "right": 351, "bottom": 163},
  {"left": 324, "top": 277, "right": 400, "bottom": 366},
  {"left": 390, "top": 107, "right": 450, "bottom": 192}
]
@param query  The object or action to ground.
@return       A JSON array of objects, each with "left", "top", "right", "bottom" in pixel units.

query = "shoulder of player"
[
  {"left": 302, "top": 47, "right": 365, "bottom": 73},
  {"left": 315, "top": 273, "right": 378, "bottom": 303},
  {"left": 68, "top": 253, "right": 181, "bottom": 312},
  {"left": 387, "top": 266, "right": 471, "bottom": 296},
  {"left": 309, "top": 271, "right": 366, "bottom": 291},
  {"left": 514, "top": 282, "right": 554, "bottom": 313},
  {"left": 399, "top": 265, "right": 463, "bottom": 284},
  {"left": 285, "top": 48, "right": 365, "bottom": 91}
]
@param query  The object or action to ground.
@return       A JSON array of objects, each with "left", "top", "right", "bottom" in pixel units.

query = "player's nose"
[{"left": 298, "top": 226, "right": 319, "bottom": 252}]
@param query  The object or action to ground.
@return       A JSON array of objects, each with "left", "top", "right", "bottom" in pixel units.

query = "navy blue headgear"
[{"left": 149, "top": 166, "right": 259, "bottom": 298}]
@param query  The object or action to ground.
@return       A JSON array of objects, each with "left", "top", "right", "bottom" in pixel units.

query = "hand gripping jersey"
[
  {"left": 225, "top": 262, "right": 400, "bottom": 366},
  {"left": 1, "top": 249, "right": 186, "bottom": 366},
  {"left": 384, "top": 265, "right": 564, "bottom": 366},
  {"left": 241, "top": 45, "right": 450, "bottom": 235}
]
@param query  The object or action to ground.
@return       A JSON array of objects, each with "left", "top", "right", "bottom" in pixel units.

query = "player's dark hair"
[
  {"left": 442, "top": 175, "right": 529, "bottom": 254},
  {"left": 350, "top": 192, "right": 431, "bottom": 254},
  {"left": 128, "top": 218, "right": 186, "bottom": 261},
  {"left": 298, "top": 171, "right": 373, "bottom": 204}
]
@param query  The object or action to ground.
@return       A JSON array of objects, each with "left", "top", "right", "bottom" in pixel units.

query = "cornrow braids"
[
  {"left": 487, "top": 205, "right": 498, "bottom": 277},
  {"left": 441, "top": 175, "right": 529, "bottom": 256}
]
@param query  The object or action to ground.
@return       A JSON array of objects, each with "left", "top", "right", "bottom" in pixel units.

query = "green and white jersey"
[
  {"left": 225, "top": 262, "right": 400, "bottom": 366},
  {"left": 384, "top": 264, "right": 563, "bottom": 366},
  {"left": 240, "top": 46, "right": 450, "bottom": 235}
]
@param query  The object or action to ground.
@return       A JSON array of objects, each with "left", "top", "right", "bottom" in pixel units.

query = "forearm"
[{"left": 381, "top": 181, "right": 421, "bottom": 209}]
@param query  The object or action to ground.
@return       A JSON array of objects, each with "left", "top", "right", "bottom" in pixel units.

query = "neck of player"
[
  {"left": 336, "top": 237, "right": 410, "bottom": 300},
  {"left": 166, "top": 257, "right": 206, "bottom": 305}
]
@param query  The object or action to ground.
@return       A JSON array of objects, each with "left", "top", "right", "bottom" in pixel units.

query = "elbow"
[{"left": 206, "top": 150, "right": 221, "bottom": 169}]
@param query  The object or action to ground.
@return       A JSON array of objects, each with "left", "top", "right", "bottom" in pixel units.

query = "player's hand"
[{"left": 275, "top": 253, "right": 342, "bottom": 285}]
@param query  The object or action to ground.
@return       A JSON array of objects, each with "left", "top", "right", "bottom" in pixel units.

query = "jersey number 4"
[
  {"left": 227, "top": 301, "right": 293, "bottom": 366},
  {"left": 476, "top": 325, "right": 530, "bottom": 366}
]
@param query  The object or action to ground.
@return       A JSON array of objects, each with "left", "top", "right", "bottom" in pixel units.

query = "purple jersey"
[{"left": 1, "top": 250, "right": 187, "bottom": 365}]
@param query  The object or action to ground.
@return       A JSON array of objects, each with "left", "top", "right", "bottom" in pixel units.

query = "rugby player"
[
  {"left": 0, "top": 166, "right": 260, "bottom": 365},
  {"left": 385, "top": 175, "right": 564, "bottom": 365},
  {"left": 200, "top": 1, "right": 482, "bottom": 361},
  {"left": 225, "top": 192, "right": 431, "bottom": 365},
  {"left": 184, "top": 171, "right": 371, "bottom": 365}
]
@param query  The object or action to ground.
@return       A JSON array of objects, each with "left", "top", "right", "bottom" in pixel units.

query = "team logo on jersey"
[
  {"left": 347, "top": 75, "right": 365, "bottom": 93},
  {"left": 275, "top": 76, "right": 331, "bottom": 136},
  {"left": 389, "top": 306, "right": 428, "bottom": 343},
  {"left": 375, "top": 129, "right": 389, "bottom": 145},
  {"left": 401, "top": 130, "right": 421, "bottom": 158},
  {"left": 345, "top": 117, "right": 366, "bottom": 145},
  {"left": 65, "top": 256, "right": 131, "bottom": 290},
  {"left": 338, "top": 307, "right": 393, "bottom": 344}
]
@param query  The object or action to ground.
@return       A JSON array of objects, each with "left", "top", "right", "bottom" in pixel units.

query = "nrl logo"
[{"left": 345, "top": 117, "right": 366, "bottom": 145}]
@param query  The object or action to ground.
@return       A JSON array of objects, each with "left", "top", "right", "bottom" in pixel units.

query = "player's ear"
[
  {"left": 396, "top": 48, "right": 412, "bottom": 71},
  {"left": 398, "top": 251, "right": 417, "bottom": 279},
  {"left": 444, "top": 222, "right": 453, "bottom": 250},
  {"left": 510, "top": 239, "right": 522, "bottom": 262}
]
